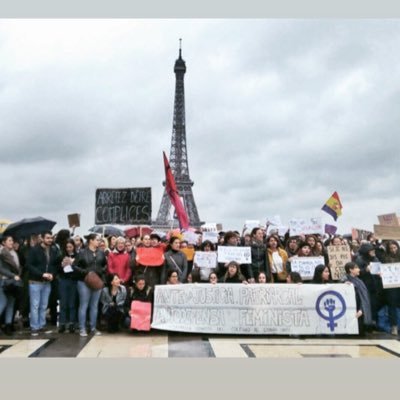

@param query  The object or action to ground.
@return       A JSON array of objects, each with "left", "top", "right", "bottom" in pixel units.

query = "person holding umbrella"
[{"left": 26, "top": 231, "right": 61, "bottom": 336}]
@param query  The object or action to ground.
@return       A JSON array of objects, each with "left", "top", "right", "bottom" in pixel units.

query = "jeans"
[
  {"left": 77, "top": 280, "right": 101, "bottom": 331},
  {"left": 58, "top": 278, "right": 77, "bottom": 326},
  {"left": 29, "top": 282, "right": 51, "bottom": 331},
  {"left": 0, "top": 286, "right": 16, "bottom": 325}
]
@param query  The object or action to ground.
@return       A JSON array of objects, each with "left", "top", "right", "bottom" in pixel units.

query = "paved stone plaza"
[{"left": 1, "top": 329, "right": 399, "bottom": 358}]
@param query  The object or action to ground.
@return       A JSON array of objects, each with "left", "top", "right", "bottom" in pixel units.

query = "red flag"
[{"left": 163, "top": 152, "right": 190, "bottom": 230}]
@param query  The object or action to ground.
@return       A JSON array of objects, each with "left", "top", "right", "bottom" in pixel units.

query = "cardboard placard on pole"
[
  {"left": 374, "top": 225, "right": 400, "bottom": 240},
  {"left": 67, "top": 213, "right": 80, "bottom": 228},
  {"left": 377, "top": 213, "right": 399, "bottom": 227}
]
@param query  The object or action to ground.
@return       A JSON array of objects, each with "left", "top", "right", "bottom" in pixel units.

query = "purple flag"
[{"left": 325, "top": 224, "right": 337, "bottom": 235}]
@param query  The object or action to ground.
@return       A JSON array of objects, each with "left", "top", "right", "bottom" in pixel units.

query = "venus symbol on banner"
[{"left": 315, "top": 291, "right": 347, "bottom": 332}]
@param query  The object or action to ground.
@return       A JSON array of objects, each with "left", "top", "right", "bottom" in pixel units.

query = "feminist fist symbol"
[
  {"left": 324, "top": 298, "right": 337, "bottom": 331},
  {"left": 316, "top": 291, "right": 347, "bottom": 333}
]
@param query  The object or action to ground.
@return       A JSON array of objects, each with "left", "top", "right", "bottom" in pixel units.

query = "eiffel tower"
[{"left": 154, "top": 41, "right": 202, "bottom": 229}]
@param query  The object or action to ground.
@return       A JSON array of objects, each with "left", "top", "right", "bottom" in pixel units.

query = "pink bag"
[{"left": 130, "top": 301, "right": 152, "bottom": 331}]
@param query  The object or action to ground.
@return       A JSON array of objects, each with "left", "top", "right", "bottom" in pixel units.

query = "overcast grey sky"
[{"left": 0, "top": 19, "right": 399, "bottom": 235}]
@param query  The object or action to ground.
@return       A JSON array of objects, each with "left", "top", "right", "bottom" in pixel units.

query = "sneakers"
[
  {"left": 68, "top": 324, "right": 76, "bottom": 334},
  {"left": 90, "top": 329, "right": 102, "bottom": 336},
  {"left": 31, "top": 330, "right": 39, "bottom": 337},
  {"left": 79, "top": 329, "right": 88, "bottom": 337},
  {"left": 391, "top": 326, "right": 398, "bottom": 336},
  {"left": 58, "top": 325, "right": 66, "bottom": 334}
]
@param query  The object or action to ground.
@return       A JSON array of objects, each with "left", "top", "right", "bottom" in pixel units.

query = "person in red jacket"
[{"left": 107, "top": 237, "right": 132, "bottom": 286}]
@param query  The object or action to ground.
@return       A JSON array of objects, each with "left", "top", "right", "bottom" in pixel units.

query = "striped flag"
[{"left": 322, "top": 191, "right": 343, "bottom": 221}]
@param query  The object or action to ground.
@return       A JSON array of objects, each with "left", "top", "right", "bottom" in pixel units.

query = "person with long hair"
[
  {"left": 382, "top": 241, "right": 400, "bottom": 336},
  {"left": 286, "top": 271, "right": 303, "bottom": 284},
  {"left": 100, "top": 273, "right": 127, "bottom": 333},
  {"left": 249, "top": 227, "right": 267, "bottom": 283},
  {"left": 134, "top": 233, "right": 164, "bottom": 288},
  {"left": 221, "top": 261, "right": 247, "bottom": 283},
  {"left": 161, "top": 236, "right": 188, "bottom": 284},
  {"left": 73, "top": 233, "right": 107, "bottom": 337},
  {"left": 285, "top": 237, "right": 299, "bottom": 259},
  {"left": 342, "top": 262, "right": 373, "bottom": 336},
  {"left": 311, "top": 264, "right": 332, "bottom": 284},
  {"left": 266, "top": 234, "right": 288, "bottom": 283},
  {"left": 0, "top": 235, "right": 22, "bottom": 335},
  {"left": 58, "top": 238, "right": 78, "bottom": 333},
  {"left": 194, "top": 240, "right": 217, "bottom": 282},
  {"left": 257, "top": 271, "right": 268, "bottom": 284},
  {"left": 355, "top": 242, "right": 383, "bottom": 330}
]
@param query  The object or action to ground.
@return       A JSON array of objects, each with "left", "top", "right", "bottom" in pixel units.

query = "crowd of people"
[{"left": 0, "top": 226, "right": 399, "bottom": 338}]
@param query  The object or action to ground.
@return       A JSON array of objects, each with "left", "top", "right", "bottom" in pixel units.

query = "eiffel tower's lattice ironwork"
[{"left": 154, "top": 42, "right": 201, "bottom": 229}]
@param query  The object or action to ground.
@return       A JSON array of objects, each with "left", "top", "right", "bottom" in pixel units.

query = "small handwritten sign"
[{"left": 290, "top": 257, "right": 325, "bottom": 280}]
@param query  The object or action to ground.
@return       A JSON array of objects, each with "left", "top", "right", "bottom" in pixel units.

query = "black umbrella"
[
  {"left": 3, "top": 216, "right": 57, "bottom": 239},
  {"left": 88, "top": 225, "right": 125, "bottom": 237}
]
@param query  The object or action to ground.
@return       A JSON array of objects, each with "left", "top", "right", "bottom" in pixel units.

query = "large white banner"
[
  {"left": 380, "top": 263, "right": 400, "bottom": 288},
  {"left": 217, "top": 246, "right": 252, "bottom": 264},
  {"left": 152, "top": 284, "right": 358, "bottom": 335},
  {"left": 194, "top": 251, "right": 218, "bottom": 269},
  {"left": 289, "top": 217, "right": 323, "bottom": 236},
  {"left": 290, "top": 256, "right": 325, "bottom": 280}
]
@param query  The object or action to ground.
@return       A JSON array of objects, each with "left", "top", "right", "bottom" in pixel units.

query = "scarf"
[{"left": 345, "top": 274, "right": 373, "bottom": 326}]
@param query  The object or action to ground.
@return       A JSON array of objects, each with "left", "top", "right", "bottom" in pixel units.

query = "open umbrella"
[
  {"left": 124, "top": 226, "right": 153, "bottom": 238},
  {"left": 3, "top": 216, "right": 57, "bottom": 239},
  {"left": 89, "top": 225, "right": 125, "bottom": 237}
]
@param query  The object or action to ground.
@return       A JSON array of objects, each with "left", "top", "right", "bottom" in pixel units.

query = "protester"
[
  {"left": 266, "top": 234, "right": 288, "bottom": 283},
  {"left": 107, "top": 236, "right": 132, "bottom": 285},
  {"left": 286, "top": 271, "right": 303, "bottom": 284},
  {"left": 306, "top": 235, "right": 318, "bottom": 255},
  {"left": 296, "top": 242, "right": 313, "bottom": 257},
  {"left": 51, "top": 229, "right": 72, "bottom": 327},
  {"left": 125, "top": 238, "right": 136, "bottom": 279},
  {"left": 166, "top": 270, "right": 180, "bottom": 285},
  {"left": 249, "top": 228, "right": 267, "bottom": 283},
  {"left": 162, "top": 236, "right": 188, "bottom": 284},
  {"left": 382, "top": 241, "right": 400, "bottom": 336},
  {"left": 130, "top": 275, "right": 153, "bottom": 304},
  {"left": 209, "top": 272, "right": 218, "bottom": 284},
  {"left": 285, "top": 237, "right": 299, "bottom": 259},
  {"left": 355, "top": 242, "right": 383, "bottom": 330},
  {"left": 187, "top": 268, "right": 201, "bottom": 283},
  {"left": 257, "top": 271, "right": 268, "bottom": 284},
  {"left": 73, "top": 233, "right": 107, "bottom": 337},
  {"left": 108, "top": 235, "right": 117, "bottom": 252},
  {"left": 0, "top": 235, "right": 22, "bottom": 335},
  {"left": 100, "top": 273, "right": 128, "bottom": 333},
  {"left": 193, "top": 240, "right": 216, "bottom": 282},
  {"left": 312, "top": 264, "right": 332, "bottom": 284},
  {"left": 221, "top": 261, "right": 247, "bottom": 283},
  {"left": 58, "top": 238, "right": 78, "bottom": 333},
  {"left": 26, "top": 231, "right": 61, "bottom": 336},
  {"left": 342, "top": 262, "right": 373, "bottom": 336},
  {"left": 216, "top": 231, "right": 250, "bottom": 280},
  {"left": 73, "top": 236, "right": 84, "bottom": 254},
  {"left": 135, "top": 234, "right": 164, "bottom": 287}
]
